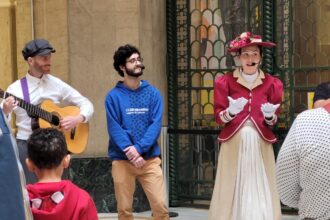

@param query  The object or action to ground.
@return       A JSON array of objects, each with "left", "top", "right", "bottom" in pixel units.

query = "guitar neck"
[{"left": 1, "top": 91, "right": 54, "bottom": 123}]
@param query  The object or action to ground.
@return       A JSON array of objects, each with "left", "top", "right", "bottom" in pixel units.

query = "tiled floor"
[{"left": 98, "top": 207, "right": 300, "bottom": 220}]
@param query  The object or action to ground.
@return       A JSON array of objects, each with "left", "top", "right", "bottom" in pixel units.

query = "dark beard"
[{"left": 125, "top": 67, "right": 143, "bottom": 78}]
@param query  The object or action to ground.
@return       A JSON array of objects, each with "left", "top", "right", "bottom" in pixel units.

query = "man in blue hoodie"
[{"left": 105, "top": 44, "right": 169, "bottom": 220}]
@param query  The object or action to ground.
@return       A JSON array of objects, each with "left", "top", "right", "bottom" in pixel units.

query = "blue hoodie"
[{"left": 105, "top": 80, "right": 163, "bottom": 160}]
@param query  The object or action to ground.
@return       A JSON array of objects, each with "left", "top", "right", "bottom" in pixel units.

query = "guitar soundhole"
[{"left": 51, "top": 115, "right": 60, "bottom": 126}]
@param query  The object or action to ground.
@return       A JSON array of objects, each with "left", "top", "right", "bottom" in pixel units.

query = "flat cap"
[{"left": 22, "top": 39, "right": 56, "bottom": 60}]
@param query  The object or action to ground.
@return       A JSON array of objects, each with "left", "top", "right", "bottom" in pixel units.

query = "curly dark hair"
[
  {"left": 27, "top": 128, "right": 68, "bottom": 169},
  {"left": 113, "top": 44, "right": 140, "bottom": 77}
]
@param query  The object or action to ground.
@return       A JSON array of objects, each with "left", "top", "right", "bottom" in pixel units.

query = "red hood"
[
  {"left": 27, "top": 180, "right": 98, "bottom": 220},
  {"left": 28, "top": 180, "right": 67, "bottom": 198}
]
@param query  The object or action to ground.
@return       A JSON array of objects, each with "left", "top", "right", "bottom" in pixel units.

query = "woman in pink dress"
[{"left": 208, "top": 32, "right": 283, "bottom": 220}]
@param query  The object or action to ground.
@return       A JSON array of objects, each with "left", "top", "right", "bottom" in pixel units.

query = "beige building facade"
[{"left": 0, "top": 0, "right": 167, "bottom": 157}]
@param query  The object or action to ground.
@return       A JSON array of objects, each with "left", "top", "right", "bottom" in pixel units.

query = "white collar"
[{"left": 241, "top": 70, "right": 258, "bottom": 83}]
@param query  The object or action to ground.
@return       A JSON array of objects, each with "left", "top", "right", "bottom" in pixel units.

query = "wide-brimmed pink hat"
[{"left": 228, "top": 32, "right": 276, "bottom": 53}]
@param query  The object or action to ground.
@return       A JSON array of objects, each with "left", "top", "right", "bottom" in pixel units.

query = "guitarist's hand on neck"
[
  {"left": 60, "top": 114, "right": 85, "bottom": 131},
  {"left": 2, "top": 96, "right": 19, "bottom": 116}
]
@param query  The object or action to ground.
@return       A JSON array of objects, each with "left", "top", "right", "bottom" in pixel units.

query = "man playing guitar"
[{"left": 1, "top": 39, "right": 94, "bottom": 184}]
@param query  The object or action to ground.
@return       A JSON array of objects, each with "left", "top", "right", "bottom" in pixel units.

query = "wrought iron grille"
[
  {"left": 167, "top": 0, "right": 330, "bottom": 206},
  {"left": 275, "top": 0, "right": 330, "bottom": 122}
]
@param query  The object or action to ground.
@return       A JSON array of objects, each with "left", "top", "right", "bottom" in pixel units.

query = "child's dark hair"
[
  {"left": 113, "top": 44, "right": 140, "bottom": 77},
  {"left": 27, "top": 128, "right": 68, "bottom": 169}
]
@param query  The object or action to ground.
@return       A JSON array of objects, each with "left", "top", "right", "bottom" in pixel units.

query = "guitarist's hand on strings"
[
  {"left": 60, "top": 114, "right": 85, "bottom": 131},
  {"left": 2, "top": 96, "right": 19, "bottom": 116}
]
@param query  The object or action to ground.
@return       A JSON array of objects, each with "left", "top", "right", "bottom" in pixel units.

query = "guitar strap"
[
  {"left": 20, "top": 77, "right": 30, "bottom": 103},
  {"left": 20, "top": 77, "right": 39, "bottom": 130}
]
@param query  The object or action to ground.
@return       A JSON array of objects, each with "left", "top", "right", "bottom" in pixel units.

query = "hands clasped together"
[
  {"left": 124, "top": 146, "right": 146, "bottom": 168},
  {"left": 227, "top": 96, "right": 280, "bottom": 119}
]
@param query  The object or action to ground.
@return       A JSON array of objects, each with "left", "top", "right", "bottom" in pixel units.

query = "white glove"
[
  {"left": 228, "top": 96, "right": 248, "bottom": 115},
  {"left": 261, "top": 103, "right": 280, "bottom": 118}
]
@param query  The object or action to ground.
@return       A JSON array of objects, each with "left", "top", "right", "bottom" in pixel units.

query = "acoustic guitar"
[{"left": 0, "top": 89, "right": 88, "bottom": 154}]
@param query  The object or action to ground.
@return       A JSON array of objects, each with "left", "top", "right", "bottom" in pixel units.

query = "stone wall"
[
  {"left": 0, "top": 0, "right": 167, "bottom": 212},
  {"left": 68, "top": 0, "right": 167, "bottom": 157},
  {"left": 0, "top": 0, "right": 167, "bottom": 157}
]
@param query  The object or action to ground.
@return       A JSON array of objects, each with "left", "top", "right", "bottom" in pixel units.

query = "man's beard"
[
  {"left": 125, "top": 66, "right": 143, "bottom": 78},
  {"left": 35, "top": 64, "right": 51, "bottom": 74}
]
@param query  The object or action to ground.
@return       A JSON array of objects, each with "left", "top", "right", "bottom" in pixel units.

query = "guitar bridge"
[{"left": 70, "top": 128, "right": 76, "bottom": 140}]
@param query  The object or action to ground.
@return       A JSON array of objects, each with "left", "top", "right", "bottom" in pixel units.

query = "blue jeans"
[{"left": 17, "top": 139, "right": 37, "bottom": 184}]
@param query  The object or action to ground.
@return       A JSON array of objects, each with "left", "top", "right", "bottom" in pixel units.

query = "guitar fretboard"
[{"left": 1, "top": 91, "right": 55, "bottom": 124}]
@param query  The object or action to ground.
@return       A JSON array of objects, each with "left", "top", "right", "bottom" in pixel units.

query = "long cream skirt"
[{"left": 208, "top": 124, "right": 281, "bottom": 220}]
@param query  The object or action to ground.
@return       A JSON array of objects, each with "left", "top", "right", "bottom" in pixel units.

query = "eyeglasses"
[{"left": 126, "top": 57, "right": 143, "bottom": 64}]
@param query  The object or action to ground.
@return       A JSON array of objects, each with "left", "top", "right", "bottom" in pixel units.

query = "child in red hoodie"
[{"left": 26, "top": 128, "right": 98, "bottom": 220}]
